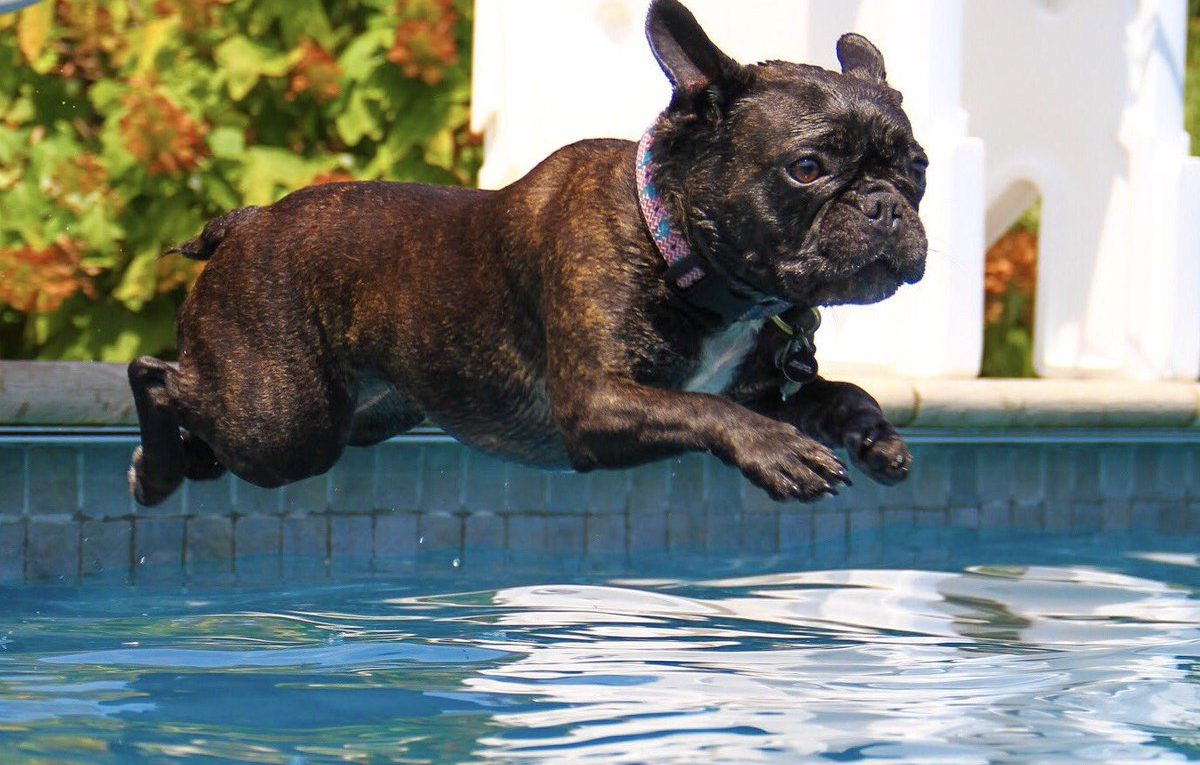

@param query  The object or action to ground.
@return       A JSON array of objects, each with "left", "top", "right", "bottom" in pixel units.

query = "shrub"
[{"left": 0, "top": 0, "right": 480, "bottom": 361}]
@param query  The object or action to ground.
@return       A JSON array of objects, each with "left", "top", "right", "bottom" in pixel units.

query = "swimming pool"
[
  {"left": 2, "top": 368, "right": 1199, "bottom": 762},
  {"left": 0, "top": 523, "right": 1197, "bottom": 763}
]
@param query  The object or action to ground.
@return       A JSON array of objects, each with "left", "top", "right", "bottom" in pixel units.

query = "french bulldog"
[{"left": 128, "top": 0, "right": 928, "bottom": 507}]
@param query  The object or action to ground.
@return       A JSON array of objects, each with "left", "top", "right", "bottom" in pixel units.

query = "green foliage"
[
  {"left": 1188, "top": 0, "right": 1200, "bottom": 154},
  {"left": 0, "top": 0, "right": 480, "bottom": 361}
]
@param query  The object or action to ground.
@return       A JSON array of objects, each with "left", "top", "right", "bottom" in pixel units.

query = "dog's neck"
[{"left": 635, "top": 123, "right": 791, "bottom": 325}]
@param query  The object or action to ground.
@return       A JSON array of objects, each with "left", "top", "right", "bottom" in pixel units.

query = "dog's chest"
[{"left": 682, "top": 319, "right": 764, "bottom": 394}]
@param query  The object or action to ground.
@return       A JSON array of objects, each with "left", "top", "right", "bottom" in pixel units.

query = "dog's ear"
[
  {"left": 646, "top": 0, "right": 743, "bottom": 95},
  {"left": 836, "top": 33, "right": 887, "bottom": 83}
]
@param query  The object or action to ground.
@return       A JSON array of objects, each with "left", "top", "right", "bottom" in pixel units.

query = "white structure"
[{"left": 471, "top": 0, "right": 1200, "bottom": 380}]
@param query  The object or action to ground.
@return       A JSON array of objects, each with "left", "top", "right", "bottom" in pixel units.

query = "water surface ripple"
[{"left": 0, "top": 546, "right": 1197, "bottom": 763}]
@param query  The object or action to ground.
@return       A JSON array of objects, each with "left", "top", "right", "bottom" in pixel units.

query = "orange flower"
[
  {"left": 287, "top": 40, "right": 342, "bottom": 102},
  {"left": 152, "top": 0, "right": 224, "bottom": 32},
  {"left": 309, "top": 171, "right": 356, "bottom": 186},
  {"left": 53, "top": 0, "right": 120, "bottom": 82},
  {"left": 386, "top": 0, "right": 459, "bottom": 85},
  {"left": 119, "top": 85, "right": 209, "bottom": 176},
  {"left": 984, "top": 229, "right": 1038, "bottom": 324},
  {"left": 0, "top": 236, "right": 97, "bottom": 313}
]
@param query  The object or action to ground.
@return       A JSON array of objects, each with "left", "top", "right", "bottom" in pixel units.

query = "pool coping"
[{"left": 2, "top": 361, "right": 1198, "bottom": 431}]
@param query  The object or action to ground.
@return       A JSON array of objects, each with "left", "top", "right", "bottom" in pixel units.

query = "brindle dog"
[{"left": 128, "top": 0, "right": 928, "bottom": 507}]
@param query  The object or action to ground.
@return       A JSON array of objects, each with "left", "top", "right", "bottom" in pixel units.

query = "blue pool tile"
[
  {"left": 463, "top": 512, "right": 506, "bottom": 567},
  {"left": 778, "top": 510, "right": 813, "bottom": 554},
  {"left": 628, "top": 463, "right": 669, "bottom": 514},
  {"left": 1100, "top": 446, "right": 1134, "bottom": 500},
  {"left": 544, "top": 515, "right": 585, "bottom": 561},
  {"left": 1132, "top": 445, "right": 1162, "bottom": 500},
  {"left": 233, "top": 480, "right": 282, "bottom": 516},
  {"left": 1156, "top": 502, "right": 1192, "bottom": 535},
  {"left": 27, "top": 446, "right": 77, "bottom": 516},
  {"left": 947, "top": 447, "right": 979, "bottom": 507},
  {"left": 418, "top": 512, "right": 462, "bottom": 563},
  {"left": 977, "top": 446, "right": 1013, "bottom": 505},
  {"left": 0, "top": 521, "right": 23, "bottom": 583},
  {"left": 421, "top": 445, "right": 463, "bottom": 513},
  {"left": 186, "top": 516, "right": 233, "bottom": 583},
  {"left": 668, "top": 455, "right": 704, "bottom": 514},
  {"left": 0, "top": 447, "right": 25, "bottom": 516},
  {"left": 374, "top": 443, "right": 420, "bottom": 511},
  {"left": 583, "top": 513, "right": 628, "bottom": 561},
  {"left": 280, "top": 473, "right": 327, "bottom": 515},
  {"left": 546, "top": 471, "right": 588, "bottom": 514},
  {"left": 948, "top": 506, "right": 980, "bottom": 530},
  {"left": 740, "top": 479, "right": 778, "bottom": 515},
  {"left": 704, "top": 461, "right": 743, "bottom": 514},
  {"left": 1044, "top": 445, "right": 1075, "bottom": 503},
  {"left": 1072, "top": 448, "right": 1102, "bottom": 502},
  {"left": 463, "top": 452, "right": 508, "bottom": 513},
  {"left": 26, "top": 518, "right": 78, "bottom": 582},
  {"left": 185, "top": 474, "right": 234, "bottom": 516},
  {"left": 910, "top": 446, "right": 949, "bottom": 509},
  {"left": 134, "top": 517, "right": 184, "bottom": 584},
  {"left": 668, "top": 507, "right": 706, "bottom": 554},
  {"left": 847, "top": 507, "right": 881, "bottom": 561},
  {"left": 282, "top": 515, "right": 328, "bottom": 579},
  {"left": 374, "top": 511, "right": 420, "bottom": 570},
  {"left": 82, "top": 519, "right": 130, "bottom": 580},
  {"left": 235, "top": 515, "right": 281, "bottom": 581},
  {"left": 882, "top": 507, "right": 915, "bottom": 532},
  {"left": 1012, "top": 446, "right": 1045, "bottom": 507},
  {"left": 80, "top": 444, "right": 133, "bottom": 519},
  {"left": 812, "top": 508, "right": 847, "bottom": 565},
  {"left": 1011, "top": 502, "right": 1042, "bottom": 532},
  {"left": 1157, "top": 447, "right": 1187, "bottom": 500},
  {"left": 585, "top": 513, "right": 626, "bottom": 558},
  {"left": 1070, "top": 502, "right": 1103, "bottom": 534},
  {"left": 330, "top": 448, "right": 376, "bottom": 513},
  {"left": 505, "top": 463, "right": 548, "bottom": 512},
  {"left": 741, "top": 510, "right": 779, "bottom": 554},
  {"left": 505, "top": 514, "right": 544, "bottom": 564},
  {"left": 979, "top": 502, "right": 1010, "bottom": 532},
  {"left": 705, "top": 506, "right": 740, "bottom": 555},
  {"left": 330, "top": 515, "right": 373, "bottom": 577},
  {"left": 628, "top": 510, "right": 667, "bottom": 561},
  {"left": 585, "top": 470, "right": 627, "bottom": 514}
]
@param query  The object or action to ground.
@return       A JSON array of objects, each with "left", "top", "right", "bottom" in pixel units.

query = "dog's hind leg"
[
  {"left": 347, "top": 375, "right": 425, "bottom": 447},
  {"left": 127, "top": 355, "right": 189, "bottom": 506}
]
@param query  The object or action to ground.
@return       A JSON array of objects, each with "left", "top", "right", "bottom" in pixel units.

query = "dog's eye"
[{"left": 787, "top": 157, "right": 823, "bottom": 185}]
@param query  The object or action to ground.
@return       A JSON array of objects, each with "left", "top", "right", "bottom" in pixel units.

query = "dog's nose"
[{"left": 858, "top": 188, "right": 902, "bottom": 235}]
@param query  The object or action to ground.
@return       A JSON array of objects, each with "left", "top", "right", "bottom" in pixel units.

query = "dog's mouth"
[{"left": 806, "top": 259, "right": 915, "bottom": 307}]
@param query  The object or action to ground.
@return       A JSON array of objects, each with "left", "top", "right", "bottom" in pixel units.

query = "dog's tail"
[{"left": 166, "top": 206, "right": 262, "bottom": 261}]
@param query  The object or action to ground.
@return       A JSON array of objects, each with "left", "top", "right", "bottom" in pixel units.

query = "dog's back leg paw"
[{"left": 128, "top": 355, "right": 186, "bottom": 506}]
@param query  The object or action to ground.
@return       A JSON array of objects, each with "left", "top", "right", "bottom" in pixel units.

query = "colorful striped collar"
[{"left": 635, "top": 125, "right": 791, "bottom": 324}]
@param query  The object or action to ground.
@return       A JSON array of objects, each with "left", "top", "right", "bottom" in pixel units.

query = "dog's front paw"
[
  {"left": 842, "top": 415, "right": 911, "bottom": 485},
  {"left": 733, "top": 422, "right": 851, "bottom": 502}
]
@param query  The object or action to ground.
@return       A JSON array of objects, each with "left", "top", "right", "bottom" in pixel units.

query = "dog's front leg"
[
  {"left": 750, "top": 378, "right": 911, "bottom": 486},
  {"left": 550, "top": 380, "right": 851, "bottom": 502}
]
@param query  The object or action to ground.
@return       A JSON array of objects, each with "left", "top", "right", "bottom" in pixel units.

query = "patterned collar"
[{"left": 635, "top": 124, "right": 791, "bottom": 324}]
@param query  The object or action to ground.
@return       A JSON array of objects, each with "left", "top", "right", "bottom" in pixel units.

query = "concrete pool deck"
[{"left": 0, "top": 361, "right": 1198, "bottom": 585}]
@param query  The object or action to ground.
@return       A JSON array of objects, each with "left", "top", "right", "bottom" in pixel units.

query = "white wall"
[{"left": 472, "top": 0, "right": 1199, "bottom": 380}]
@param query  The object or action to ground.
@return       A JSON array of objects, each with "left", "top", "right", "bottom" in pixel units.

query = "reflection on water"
[{"left": 0, "top": 536, "right": 1197, "bottom": 763}]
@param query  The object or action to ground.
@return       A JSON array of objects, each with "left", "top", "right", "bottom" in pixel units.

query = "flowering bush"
[
  {"left": 0, "top": 0, "right": 479, "bottom": 360},
  {"left": 981, "top": 205, "right": 1038, "bottom": 378}
]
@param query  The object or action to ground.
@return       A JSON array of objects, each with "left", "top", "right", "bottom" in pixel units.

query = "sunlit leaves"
[{"left": 0, "top": 0, "right": 481, "bottom": 360}]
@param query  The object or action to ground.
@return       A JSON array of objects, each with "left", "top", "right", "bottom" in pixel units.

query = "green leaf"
[{"left": 215, "top": 37, "right": 296, "bottom": 101}]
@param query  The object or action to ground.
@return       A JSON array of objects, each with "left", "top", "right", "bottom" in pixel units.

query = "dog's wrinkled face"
[{"left": 647, "top": 0, "right": 928, "bottom": 307}]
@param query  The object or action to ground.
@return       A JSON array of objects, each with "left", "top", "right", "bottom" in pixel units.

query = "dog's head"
[{"left": 645, "top": 0, "right": 928, "bottom": 307}]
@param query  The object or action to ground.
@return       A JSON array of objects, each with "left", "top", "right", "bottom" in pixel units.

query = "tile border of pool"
[{"left": 0, "top": 362, "right": 1198, "bottom": 585}]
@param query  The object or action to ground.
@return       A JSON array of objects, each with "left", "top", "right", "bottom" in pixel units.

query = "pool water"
[{"left": 0, "top": 530, "right": 1197, "bottom": 763}]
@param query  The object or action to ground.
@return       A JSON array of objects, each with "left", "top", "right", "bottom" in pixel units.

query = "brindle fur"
[{"left": 128, "top": 0, "right": 927, "bottom": 506}]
